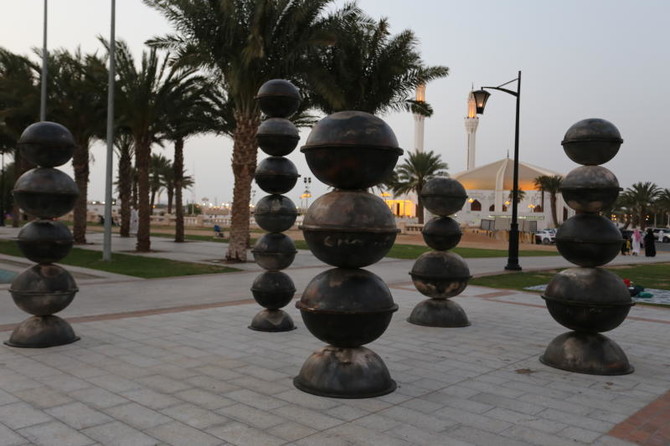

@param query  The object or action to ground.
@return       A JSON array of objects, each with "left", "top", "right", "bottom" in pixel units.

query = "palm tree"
[
  {"left": 112, "top": 40, "right": 200, "bottom": 252},
  {"left": 533, "top": 175, "right": 563, "bottom": 228},
  {"left": 654, "top": 188, "right": 670, "bottom": 227},
  {"left": 623, "top": 182, "right": 660, "bottom": 229},
  {"left": 144, "top": 0, "right": 357, "bottom": 261},
  {"left": 306, "top": 14, "right": 448, "bottom": 115},
  {"left": 114, "top": 131, "right": 134, "bottom": 237},
  {"left": 46, "top": 48, "right": 108, "bottom": 244},
  {"left": 150, "top": 153, "right": 171, "bottom": 208},
  {"left": 386, "top": 149, "right": 447, "bottom": 224}
]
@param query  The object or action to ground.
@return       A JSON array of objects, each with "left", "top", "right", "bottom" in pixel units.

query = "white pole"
[
  {"left": 102, "top": 0, "right": 116, "bottom": 261},
  {"left": 40, "top": 0, "right": 47, "bottom": 121}
]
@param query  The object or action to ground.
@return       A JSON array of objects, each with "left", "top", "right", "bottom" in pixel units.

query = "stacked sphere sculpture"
[
  {"left": 7, "top": 121, "right": 80, "bottom": 348},
  {"left": 294, "top": 111, "right": 402, "bottom": 398},
  {"left": 408, "top": 177, "right": 472, "bottom": 327},
  {"left": 249, "top": 80, "right": 301, "bottom": 332},
  {"left": 540, "top": 118, "right": 633, "bottom": 375}
]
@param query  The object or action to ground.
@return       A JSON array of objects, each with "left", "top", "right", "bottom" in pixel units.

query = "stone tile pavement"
[{"left": 0, "top": 280, "right": 668, "bottom": 445}]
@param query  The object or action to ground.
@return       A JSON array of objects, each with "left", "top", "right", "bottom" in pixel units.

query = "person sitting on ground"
[{"left": 213, "top": 224, "right": 223, "bottom": 238}]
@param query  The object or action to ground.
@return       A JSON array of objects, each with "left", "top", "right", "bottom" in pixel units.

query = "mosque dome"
[{"left": 452, "top": 158, "right": 561, "bottom": 191}]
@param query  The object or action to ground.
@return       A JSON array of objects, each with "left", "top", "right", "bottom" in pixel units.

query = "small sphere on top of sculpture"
[{"left": 255, "top": 79, "right": 301, "bottom": 118}]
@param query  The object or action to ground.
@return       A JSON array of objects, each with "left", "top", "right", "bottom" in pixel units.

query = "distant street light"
[{"left": 473, "top": 70, "right": 522, "bottom": 271}]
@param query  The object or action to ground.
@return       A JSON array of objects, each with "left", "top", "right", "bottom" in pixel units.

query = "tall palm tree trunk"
[
  {"left": 118, "top": 145, "right": 132, "bottom": 237},
  {"left": 226, "top": 113, "right": 259, "bottom": 262},
  {"left": 174, "top": 138, "right": 185, "bottom": 242},
  {"left": 136, "top": 141, "right": 152, "bottom": 252},
  {"left": 550, "top": 193, "right": 559, "bottom": 227},
  {"left": 71, "top": 139, "right": 89, "bottom": 244}
]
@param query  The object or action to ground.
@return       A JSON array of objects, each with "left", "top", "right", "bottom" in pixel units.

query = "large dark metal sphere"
[
  {"left": 301, "top": 111, "right": 403, "bottom": 189},
  {"left": 18, "top": 121, "right": 75, "bottom": 167},
  {"left": 254, "top": 194, "right": 297, "bottom": 233},
  {"left": 301, "top": 190, "right": 399, "bottom": 268},
  {"left": 421, "top": 216, "right": 462, "bottom": 251},
  {"left": 17, "top": 220, "right": 73, "bottom": 264},
  {"left": 297, "top": 268, "right": 398, "bottom": 348},
  {"left": 6, "top": 315, "right": 79, "bottom": 348},
  {"left": 9, "top": 264, "right": 78, "bottom": 316},
  {"left": 561, "top": 165, "right": 621, "bottom": 213},
  {"left": 249, "top": 309, "right": 295, "bottom": 332},
  {"left": 256, "top": 118, "right": 300, "bottom": 156},
  {"left": 255, "top": 79, "right": 301, "bottom": 118},
  {"left": 540, "top": 331, "right": 633, "bottom": 375},
  {"left": 13, "top": 168, "right": 79, "bottom": 218},
  {"left": 420, "top": 177, "right": 467, "bottom": 217},
  {"left": 556, "top": 214, "right": 623, "bottom": 267},
  {"left": 410, "top": 251, "right": 471, "bottom": 298},
  {"left": 251, "top": 233, "right": 297, "bottom": 271},
  {"left": 254, "top": 157, "right": 299, "bottom": 194},
  {"left": 542, "top": 267, "right": 632, "bottom": 333},
  {"left": 250, "top": 271, "right": 296, "bottom": 309},
  {"left": 561, "top": 118, "right": 623, "bottom": 165},
  {"left": 407, "top": 299, "right": 470, "bottom": 327}
]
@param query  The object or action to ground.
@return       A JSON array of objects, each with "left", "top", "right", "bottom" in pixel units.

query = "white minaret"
[
  {"left": 464, "top": 91, "right": 479, "bottom": 170},
  {"left": 413, "top": 84, "right": 426, "bottom": 152}
]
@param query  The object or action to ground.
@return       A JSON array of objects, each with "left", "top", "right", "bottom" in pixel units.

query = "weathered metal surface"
[
  {"left": 249, "top": 309, "right": 295, "bottom": 332},
  {"left": 4, "top": 315, "right": 79, "bottom": 348},
  {"left": 256, "top": 118, "right": 300, "bottom": 156},
  {"left": 560, "top": 165, "right": 621, "bottom": 212},
  {"left": 17, "top": 220, "right": 73, "bottom": 264},
  {"left": 250, "top": 271, "right": 296, "bottom": 309},
  {"left": 9, "top": 264, "right": 78, "bottom": 316},
  {"left": 297, "top": 268, "right": 397, "bottom": 347},
  {"left": 561, "top": 118, "right": 623, "bottom": 165},
  {"left": 420, "top": 177, "right": 468, "bottom": 217},
  {"left": 13, "top": 168, "right": 79, "bottom": 218},
  {"left": 556, "top": 214, "right": 623, "bottom": 267},
  {"left": 254, "top": 194, "right": 297, "bottom": 233},
  {"left": 301, "top": 190, "right": 398, "bottom": 267},
  {"left": 254, "top": 156, "right": 299, "bottom": 194},
  {"left": 540, "top": 331, "right": 634, "bottom": 375},
  {"left": 421, "top": 216, "right": 462, "bottom": 251},
  {"left": 293, "top": 346, "right": 396, "bottom": 398},
  {"left": 251, "top": 233, "right": 297, "bottom": 271},
  {"left": 410, "top": 251, "right": 471, "bottom": 299},
  {"left": 17, "top": 121, "right": 74, "bottom": 167},
  {"left": 301, "top": 111, "right": 402, "bottom": 189},
  {"left": 407, "top": 298, "right": 470, "bottom": 327},
  {"left": 255, "top": 79, "right": 301, "bottom": 118}
]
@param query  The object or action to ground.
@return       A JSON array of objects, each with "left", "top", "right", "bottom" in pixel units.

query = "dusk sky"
[{"left": 1, "top": 0, "right": 668, "bottom": 207}]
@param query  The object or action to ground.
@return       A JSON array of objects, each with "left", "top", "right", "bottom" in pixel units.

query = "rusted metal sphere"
[
  {"left": 294, "top": 346, "right": 396, "bottom": 398},
  {"left": 256, "top": 118, "right": 300, "bottom": 156},
  {"left": 561, "top": 118, "right": 623, "bottom": 165},
  {"left": 17, "top": 220, "right": 73, "bottom": 264},
  {"left": 407, "top": 299, "right": 470, "bottom": 327},
  {"left": 6, "top": 315, "right": 79, "bottom": 348},
  {"left": 251, "top": 233, "right": 297, "bottom": 271},
  {"left": 254, "top": 194, "right": 297, "bottom": 233},
  {"left": 254, "top": 157, "right": 299, "bottom": 194},
  {"left": 250, "top": 271, "right": 296, "bottom": 309},
  {"left": 13, "top": 168, "right": 79, "bottom": 218},
  {"left": 542, "top": 267, "right": 633, "bottom": 332},
  {"left": 561, "top": 165, "right": 621, "bottom": 213},
  {"left": 410, "top": 251, "right": 471, "bottom": 298},
  {"left": 420, "top": 177, "right": 467, "bottom": 217},
  {"left": 18, "top": 121, "right": 75, "bottom": 167},
  {"left": 255, "top": 79, "right": 301, "bottom": 118},
  {"left": 301, "top": 190, "right": 399, "bottom": 268},
  {"left": 249, "top": 309, "right": 295, "bottom": 332},
  {"left": 9, "top": 264, "right": 78, "bottom": 316},
  {"left": 540, "top": 331, "right": 633, "bottom": 375},
  {"left": 556, "top": 214, "right": 623, "bottom": 267},
  {"left": 421, "top": 216, "right": 462, "bottom": 251},
  {"left": 297, "top": 268, "right": 398, "bottom": 348},
  {"left": 301, "top": 111, "right": 403, "bottom": 189}
]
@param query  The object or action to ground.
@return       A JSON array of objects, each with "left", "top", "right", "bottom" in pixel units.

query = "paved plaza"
[{"left": 0, "top": 229, "right": 668, "bottom": 445}]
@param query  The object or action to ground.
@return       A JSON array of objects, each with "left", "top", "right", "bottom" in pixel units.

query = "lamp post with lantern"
[{"left": 472, "top": 71, "right": 522, "bottom": 271}]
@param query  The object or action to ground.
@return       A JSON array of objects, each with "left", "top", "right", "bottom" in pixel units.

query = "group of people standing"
[{"left": 621, "top": 228, "right": 656, "bottom": 257}]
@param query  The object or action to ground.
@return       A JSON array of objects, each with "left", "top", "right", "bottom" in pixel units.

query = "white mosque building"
[{"left": 452, "top": 92, "right": 571, "bottom": 230}]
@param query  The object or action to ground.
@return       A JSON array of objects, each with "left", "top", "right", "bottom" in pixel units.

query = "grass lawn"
[
  {"left": 0, "top": 240, "right": 239, "bottom": 279},
  {"left": 470, "top": 262, "right": 670, "bottom": 292}
]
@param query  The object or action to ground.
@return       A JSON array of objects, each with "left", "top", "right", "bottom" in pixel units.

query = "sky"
[{"left": 0, "top": 0, "right": 669, "bottom": 207}]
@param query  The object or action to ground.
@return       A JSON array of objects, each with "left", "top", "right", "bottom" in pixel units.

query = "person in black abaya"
[{"left": 644, "top": 228, "right": 656, "bottom": 257}]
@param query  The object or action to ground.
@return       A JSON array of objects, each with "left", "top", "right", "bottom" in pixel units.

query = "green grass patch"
[
  {"left": 0, "top": 240, "right": 239, "bottom": 279},
  {"left": 470, "top": 263, "right": 670, "bottom": 292}
]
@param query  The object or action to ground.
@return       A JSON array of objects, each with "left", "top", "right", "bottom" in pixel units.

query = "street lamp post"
[{"left": 472, "top": 70, "right": 522, "bottom": 271}]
